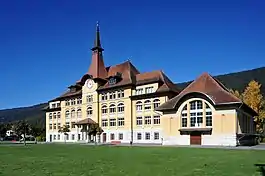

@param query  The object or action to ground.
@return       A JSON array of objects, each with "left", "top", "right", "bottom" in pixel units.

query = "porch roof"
[{"left": 73, "top": 118, "right": 97, "bottom": 125}]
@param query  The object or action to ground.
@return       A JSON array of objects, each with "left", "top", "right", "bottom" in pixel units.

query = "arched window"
[
  {"left": 136, "top": 101, "right": 142, "bottom": 111},
  {"left": 53, "top": 113, "right": 56, "bottom": 119},
  {"left": 77, "top": 109, "right": 82, "bottom": 118},
  {"left": 65, "top": 110, "right": 70, "bottom": 119},
  {"left": 49, "top": 113, "right": 52, "bottom": 119},
  {"left": 205, "top": 103, "right": 212, "bottom": 127},
  {"left": 153, "top": 99, "right": 160, "bottom": 109},
  {"left": 87, "top": 107, "right": 93, "bottom": 116},
  {"left": 144, "top": 100, "right": 151, "bottom": 110},
  {"left": 57, "top": 112, "right": 61, "bottom": 119},
  {"left": 181, "top": 104, "right": 188, "bottom": 127},
  {"left": 117, "top": 103, "right": 125, "bottom": 113},
  {"left": 109, "top": 104, "right": 116, "bottom": 114},
  {"left": 71, "top": 110, "right": 75, "bottom": 119},
  {"left": 102, "top": 105, "right": 108, "bottom": 114},
  {"left": 189, "top": 100, "right": 203, "bottom": 127}
]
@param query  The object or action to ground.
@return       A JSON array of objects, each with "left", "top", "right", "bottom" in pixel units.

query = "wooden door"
[
  {"left": 190, "top": 132, "right": 201, "bottom": 145},
  {"left": 103, "top": 133, "right": 107, "bottom": 143}
]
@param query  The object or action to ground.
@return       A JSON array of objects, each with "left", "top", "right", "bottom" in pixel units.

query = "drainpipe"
[{"left": 130, "top": 90, "right": 133, "bottom": 144}]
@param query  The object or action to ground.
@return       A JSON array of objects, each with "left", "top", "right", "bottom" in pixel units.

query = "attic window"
[{"left": 109, "top": 77, "right": 116, "bottom": 85}]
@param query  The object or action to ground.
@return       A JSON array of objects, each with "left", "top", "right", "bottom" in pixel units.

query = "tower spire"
[{"left": 91, "top": 21, "right": 103, "bottom": 51}]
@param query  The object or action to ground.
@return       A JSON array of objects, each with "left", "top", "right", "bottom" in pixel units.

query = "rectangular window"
[
  {"left": 77, "top": 97, "right": 82, "bottom": 104},
  {"left": 117, "top": 90, "right": 125, "bottom": 98},
  {"left": 53, "top": 124, "right": 56, "bottom": 130},
  {"left": 137, "top": 133, "right": 142, "bottom": 140},
  {"left": 144, "top": 116, "right": 151, "bottom": 125},
  {"left": 72, "top": 134, "right": 75, "bottom": 140},
  {"left": 118, "top": 118, "right": 125, "bottom": 126},
  {"left": 119, "top": 133, "right": 123, "bottom": 140},
  {"left": 57, "top": 123, "right": 61, "bottom": 129},
  {"left": 145, "top": 87, "right": 153, "bottom": 94},
  {"left": 54, "top": 135, "right": 56, "bottom": 140},
  {"left": 66, "top": 122, "right": 70, "bottom": 128},
  {"left": 153, "top": 116, "right": 160, "bottom": 125},
  {"left": 110, "top": 133, "right": 115, "bottom": 140},
  {"left": 52, "top": 103, "right": 56, "bottom": 108},
  {"left": 136, "top": 117, "right": 143, "bottom": 125},
  {"left": 58, "top": 134, "right": 60, "bottom": 140},
  {"left": 110, "top": 118, "right": 116, "bottom": 127},
  {"left": 57, "top": 102, "right": 61, "bottom": 107},
  {"left": 136, "top": 88, "right": 143, "bottom": 95},
  {"left": 87, "top": 95, "right": 93, "bottom": 103},
  {"left": 49, "top": 124, "right": 52, "bottom": 130},
  {"left": 78, "top": 134, "right": 81, "bottom": 140},
  {"left": 154, "top": 132, "right": 159, "bottom": 140},
  {"left": 65, "top": 100, "right": 70, "bottom": 106},
  {"left": 66, "top": 134, "right": 69, "bottom": 140},
  {"left": 206, "top": 111, "right": 212, "bottom": 127},
  {"left": 181, "top": 113, "right": 187, "bottom": 127},
  {"left": 145, "top": 132, "right": 150, "bottom": 140},
  {"left": 101, "top": 93, "right": 107, "bottom": 101},
  {"left": 102, "top": 119, "right": 108, "bottom": 127},
  {"left": 71, "top": 99, "right": 76, "bottom": 105},
  {"left": 136, "top": 104, "right": 142, "bottom": 111}
]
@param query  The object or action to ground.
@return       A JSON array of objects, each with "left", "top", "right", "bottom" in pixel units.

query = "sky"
[{"left": 0, "top": 0, "right": 265, "bottom": 109}]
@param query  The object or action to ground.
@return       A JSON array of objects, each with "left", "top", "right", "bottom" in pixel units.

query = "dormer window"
[{"left": 109, "top": 77, "right": 116, "bottom": 85}]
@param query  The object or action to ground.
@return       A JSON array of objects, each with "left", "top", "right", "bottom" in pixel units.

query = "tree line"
[
  {"left": 0, "top": 120, "right": 45, "bottom": 145},
  {"left": 230, "top": 80, "right": 265, "bottom": 134}
]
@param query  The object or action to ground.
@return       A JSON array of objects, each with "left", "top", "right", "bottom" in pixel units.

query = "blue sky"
[{"left": 0, "top": 0, "right": 264, "bottom": 109}]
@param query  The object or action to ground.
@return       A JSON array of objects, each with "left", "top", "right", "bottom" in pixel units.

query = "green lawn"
[{"left": 0, "top": 144, "right": 265, "bottom": 176}]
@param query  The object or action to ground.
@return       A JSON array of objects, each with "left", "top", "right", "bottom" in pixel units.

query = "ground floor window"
[
  {"left": 145, "top": 132, "right": 150, "bottom": 140},
  {"left": 66, "top": 134, "right": 69, "bottom": 140},
  {"left": 58, "top": 134, "right": 60, "bottom": 140},
  {"left": 110, "top": 133, "right": 115, "bottom": 140},
  {"left": 154, "top": 132, "right": 159, "bottom": 140},
  {"left": 78, "top": 134, "right": 81, "bottom": 140},
  {"left": 137, "top": 133, "right": 142, "bottom": 140},
  {"left": 72, "top": 134, "right": 75, "bottom": 140},
  {"left": 119, "top": 133, "right": 123, "bottom": 140},
  {"left": 54, "top": 135, "right": 56, "bottom": 140},
  {"left": 206, "top": 111, "right": 212, "bottom": 126}
]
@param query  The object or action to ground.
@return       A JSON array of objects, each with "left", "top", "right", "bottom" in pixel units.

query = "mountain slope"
[{"left": 0, "top": 67, "right": 265, "bottom": 127}]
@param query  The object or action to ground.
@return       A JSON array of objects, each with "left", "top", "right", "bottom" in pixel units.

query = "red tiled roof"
[{"left": 156, "top": 72, "right": 244, "bottom": 111}]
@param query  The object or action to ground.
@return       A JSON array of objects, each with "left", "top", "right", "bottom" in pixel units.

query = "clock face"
[{"left": 86, "top": 79, "right": 93, "bottom": 89}]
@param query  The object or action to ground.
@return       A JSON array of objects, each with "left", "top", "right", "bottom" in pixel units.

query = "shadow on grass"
[{"left": 255, "top": 164, "right": 265, "bottom": 176}]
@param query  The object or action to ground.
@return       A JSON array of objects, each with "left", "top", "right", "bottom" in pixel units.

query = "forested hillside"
[{"left": 0, "top": 67, "right": 264, "bottom": 127}]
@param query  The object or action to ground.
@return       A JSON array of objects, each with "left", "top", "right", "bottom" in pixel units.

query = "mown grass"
[{"left": 0, "top": 144, "right": 265, "bottom": 176}]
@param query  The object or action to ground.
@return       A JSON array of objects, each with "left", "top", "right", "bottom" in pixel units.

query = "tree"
[
  {"left": 229, "top": 89, "right": 243, "bottom": 100},
  {"left": 242, "top": 80, "right": 265, "bottom": 133},
  {"left": 12, "top": 120, "right": 30, "bottom": 146},
  {"left": 29, "top": 125, "right": 44, "bottom": 141},
  {"left": 0, "top": 124, "right": 8, "bottom": 138},
  {"left": 58, "top": 125, "right": 70, "bottom": 143}
]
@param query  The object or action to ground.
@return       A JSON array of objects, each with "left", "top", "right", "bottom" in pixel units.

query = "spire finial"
[{"left": 91, "top": 21, "right": 103, "bottom": 51}]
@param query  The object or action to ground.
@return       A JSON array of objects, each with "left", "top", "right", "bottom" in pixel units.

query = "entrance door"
[
  {"left": 190, "top": 132, "right": 201, "bottom": 145},
  {"left": 50, "top": 135, "right": 52, "bottom": 142},
  {"left": 103, "top": 133, "right": 107, "bottom": 143}
]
